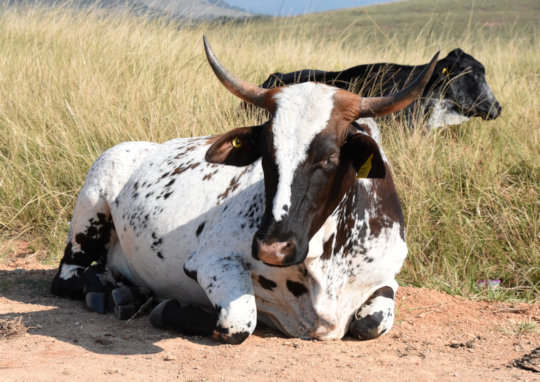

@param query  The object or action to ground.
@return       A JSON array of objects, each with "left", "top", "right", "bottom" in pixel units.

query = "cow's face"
[
  {"left": 207, "top": 84, "right": 386, "bottom": 266},
  {"left": 439, "top": 49, "right": 502, "bottom": 120},
  {"left": 202, "top": 37, "right": 437, "bottom": 266}
]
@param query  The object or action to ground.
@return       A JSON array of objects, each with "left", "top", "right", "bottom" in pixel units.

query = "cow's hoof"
[
  {"left": 114, "top": 304, "right": 136, "bottom": 320},
  {"left": 149, "top": 299, "right": 178, "bottom": 328},
  {"left": 85, "top": 292, "right": 107, "bottom": 314},
  {"left": 111, "top": 286, "right": 135, "bottom": 306}
]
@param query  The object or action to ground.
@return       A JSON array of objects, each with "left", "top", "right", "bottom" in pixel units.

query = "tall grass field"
[{"left": 0, "top": 0, "right": 538, "bottom": 300}]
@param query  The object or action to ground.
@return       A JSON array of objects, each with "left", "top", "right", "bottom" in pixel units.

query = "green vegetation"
[{"left": 0, "top": 0, "right": 538, "bottom": 300}]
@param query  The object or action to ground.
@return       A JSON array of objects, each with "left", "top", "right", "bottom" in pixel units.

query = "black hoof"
[
  {"left": 149, "top": 299, "right": 178, "bottom": 329},
  {"left": 85, "top": 292, "right": 107, "bottom": 314},
  {"left": 114, "top": 304, "right": 137, "bottom": 320},
  {"left": 111, "top": 287, "right": 135, "bottom": 306}
]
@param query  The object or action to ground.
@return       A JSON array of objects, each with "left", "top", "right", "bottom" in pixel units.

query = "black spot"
[
  {"left": 214, "top": 330, "right": 250, "bottom": 345},
  {"left": 163, "top": 192, "right": 173, "bottom": 199},
  {"left": 183, "top": 265, "right": 197, "bottom": 281},
  {"left": 165, "top": 179, "right": 175, "bottom": 187},
  {"left": 283, "top": 205, "right": 289, "bottom": 212},
  {"left": 196, "top": 222, "right": 206, "bottom": 237},
  {"left": 286, "top": 280, "right": 308, "bottom": 297},
  {"left": 157, "top": 252, "right": 164, "bottom": 259},
  {"left": 215, "top": 325, "right": 229, "bottom": 335},
  {"left": 349, "top": 311, "right": 385, "bottom": 340},
  {"left": 258, "top": 275, "right": 277, "bottom": 291}
]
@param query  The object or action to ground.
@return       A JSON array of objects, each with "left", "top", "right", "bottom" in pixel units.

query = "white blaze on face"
[{"left": 271, "top": 83, "right": 337, "bottom": 221}]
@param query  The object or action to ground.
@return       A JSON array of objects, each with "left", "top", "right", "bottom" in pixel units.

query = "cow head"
[
  {"left": 436, "top": 48, "right": 502, "bottom": 120},
  {"left": 204, "top": 37, "right": 437, "bottom": 266}
]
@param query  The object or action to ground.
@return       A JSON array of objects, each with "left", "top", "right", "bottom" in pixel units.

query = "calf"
[
  {"left": 256, "top": 49, "right": 501, "bottom": 129},
  {"left": 51, "top": 37, "right": 437, "bottom": 344}
]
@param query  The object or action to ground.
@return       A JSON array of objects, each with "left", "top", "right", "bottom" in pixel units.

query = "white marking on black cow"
[{"left": 51, "top": 37, "right": 437, "bottom": 344}]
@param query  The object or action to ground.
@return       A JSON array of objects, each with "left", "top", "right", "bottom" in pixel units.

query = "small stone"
[{"left": 94, "top": 338, "right": 113, "bottom": 346}]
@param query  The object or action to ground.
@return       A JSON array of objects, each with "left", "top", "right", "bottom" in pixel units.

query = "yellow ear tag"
[
  {"left": 232, "top": 137, "right": 242, "bottom": 148},
  {"left": 356, "top": 154, "right": 373, "bottom": 179},
  {"left": 442, "top": 67, "right": 448, "bottom": 75}
]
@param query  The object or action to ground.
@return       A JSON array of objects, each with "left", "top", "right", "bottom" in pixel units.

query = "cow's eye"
[
  {"left": 232, "top": 137, "right": 242, "bottom": 148},
  {"left": 319, "top": 154, "right": 339, "bottom": 169}
]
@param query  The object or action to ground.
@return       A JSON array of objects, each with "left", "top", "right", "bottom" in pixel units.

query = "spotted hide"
[
  {"left": 51, "top": 37, "right": 438, "bottom": 344},
  {"left": 254, "top": 49, "right": 502, "bottom": 130}
]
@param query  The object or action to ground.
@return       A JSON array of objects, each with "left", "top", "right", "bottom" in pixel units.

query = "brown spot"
[
  {"left": 321, "top": 233, "right": 335, "bottom": 260},
  {"left": 216, "top": 167, "right": 249, "bottom": 204}
]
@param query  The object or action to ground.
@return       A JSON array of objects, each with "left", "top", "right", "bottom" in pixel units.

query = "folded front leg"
[{"left": 150, "top": 254, "right": 256, "bottom": 344}]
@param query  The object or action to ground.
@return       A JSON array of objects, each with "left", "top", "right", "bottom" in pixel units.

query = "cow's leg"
[
  {"left": 349, "top": 285, "right": 396, "bottom": 340},
  {"left": 51, "top": 187, "right": 115, "bottom": 303},
  {"left": 150, "top": 255, "right": 256, "bottom": 344}
]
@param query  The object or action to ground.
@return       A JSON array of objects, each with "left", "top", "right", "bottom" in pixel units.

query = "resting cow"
[
  {"left": 256, "top": 49, "right": 501, "bottom": 130},
  {"left": 51, "top": 37, "right": 437, "bottom": 344}
]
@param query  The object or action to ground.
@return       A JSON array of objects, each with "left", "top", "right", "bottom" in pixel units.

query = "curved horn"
[
  {"left": 356, "top": 51, "right": 439, "bottom": 118},
  {"left": 203, "top": 36, "right": 271, "bottom": 110}
]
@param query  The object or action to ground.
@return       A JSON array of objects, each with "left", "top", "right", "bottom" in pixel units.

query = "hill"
[{"left": 0, "top": 0, "right": 253, "bottom": 19}]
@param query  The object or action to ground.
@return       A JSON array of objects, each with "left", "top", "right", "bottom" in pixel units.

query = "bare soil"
[{"left": 0, "top": 243, "right": 538, "bottom": 381}]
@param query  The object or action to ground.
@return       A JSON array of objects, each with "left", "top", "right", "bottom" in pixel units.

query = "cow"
[
  {"left": 254, "top": 48, "right": 501, "bottom": 130},
  {"left": 50, "top": 36, "right": 438, "bottom": 344}
]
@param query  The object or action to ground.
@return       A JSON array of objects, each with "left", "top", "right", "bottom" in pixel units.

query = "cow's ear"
[
  {"left": 345, "top": 133, "right": 386, "bottom": 179},
  {"left": 206, "top": 126, "right": 262, "bottom": 166}
]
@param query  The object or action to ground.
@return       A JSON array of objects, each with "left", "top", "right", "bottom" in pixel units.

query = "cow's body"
[
  {"left": 51, "top": 38, "right": 437, "bottom": 344},
  {"left": 257, "top": 49, "right": 502, "bottom": 129},
  {"left": 57, "top": 125, "right": 405, "bottom": 340}
]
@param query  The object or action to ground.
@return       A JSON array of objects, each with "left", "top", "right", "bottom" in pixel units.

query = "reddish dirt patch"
[{"left": 0, "top": 247, "right": 538, "bottom": 381}]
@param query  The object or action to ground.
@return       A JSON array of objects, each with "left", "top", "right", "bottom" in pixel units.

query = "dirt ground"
[{"left": 0, "top": 244, "right": 538, "bottom": 381}]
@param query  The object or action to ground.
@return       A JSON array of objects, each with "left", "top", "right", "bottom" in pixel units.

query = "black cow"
[{"left": 255, "top": 49, "right": 502, "bottom": 129}]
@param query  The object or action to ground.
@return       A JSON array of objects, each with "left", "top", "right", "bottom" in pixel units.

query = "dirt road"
[{"left": 0, "top": 252, "right": 538, "bottom": 381}]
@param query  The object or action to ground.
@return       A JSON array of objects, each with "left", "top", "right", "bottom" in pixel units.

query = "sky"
[{"left": 224, "top": 0, "right": 393, "bottom": 16}]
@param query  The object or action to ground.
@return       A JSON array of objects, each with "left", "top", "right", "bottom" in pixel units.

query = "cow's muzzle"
[{"left": 252, "top": 236, "right": 298, "bottom": 266}]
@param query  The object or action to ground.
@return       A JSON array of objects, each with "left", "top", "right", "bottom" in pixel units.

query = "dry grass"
[
  {"left": 0, "top": 2, "right": 537, "bottom": 299},
  {"left": 0, "top": 316, "right": 27, "bottom": 339}
]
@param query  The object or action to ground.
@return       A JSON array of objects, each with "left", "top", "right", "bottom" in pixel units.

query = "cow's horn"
[
  {"left": 203, "top": 36, "right": 272, "bottom": 111},
  {"left": 355, "top": 51, "right": 439, "bottom": 118}
]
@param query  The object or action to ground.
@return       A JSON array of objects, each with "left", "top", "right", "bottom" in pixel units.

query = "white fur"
[
  {"left": 271, "top": 83, "right": 337, "bottom": 220},
  {"left": 59, "top": 264, "right": 84, "bottom": 280},
  {"left": 427, "top": 99, "right": 470, "bottom": 129}
]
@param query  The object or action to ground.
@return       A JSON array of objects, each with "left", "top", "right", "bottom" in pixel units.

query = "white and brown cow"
[{"left": 51, "top": 37, "right": 438, "bottom": 344}]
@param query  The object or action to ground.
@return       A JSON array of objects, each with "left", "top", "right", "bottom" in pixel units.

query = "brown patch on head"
[
  {"left": 206, "top": 126, "right": 263, "bottom": 166},
  {"left": 332, "top": 89, "right": 363, "bottom": 123}
]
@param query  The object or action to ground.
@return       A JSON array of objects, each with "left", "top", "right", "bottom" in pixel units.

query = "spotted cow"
[
  {"left": 255, "top": 48, "right": 502, "bottom": 130},
  {"left": 51, "top": 37, "right": 438, "bottom": 344}
]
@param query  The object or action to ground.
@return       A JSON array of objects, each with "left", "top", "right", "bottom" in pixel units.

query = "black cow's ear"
[
  {"left": 447, "top": 48, "right": 464, "bottom": 58},
  {"left": 205, "top": 126, "right": 262, "bottom": 166},
  {"left": 345, "top": 133, "right": 386, "bottom": 179}
]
